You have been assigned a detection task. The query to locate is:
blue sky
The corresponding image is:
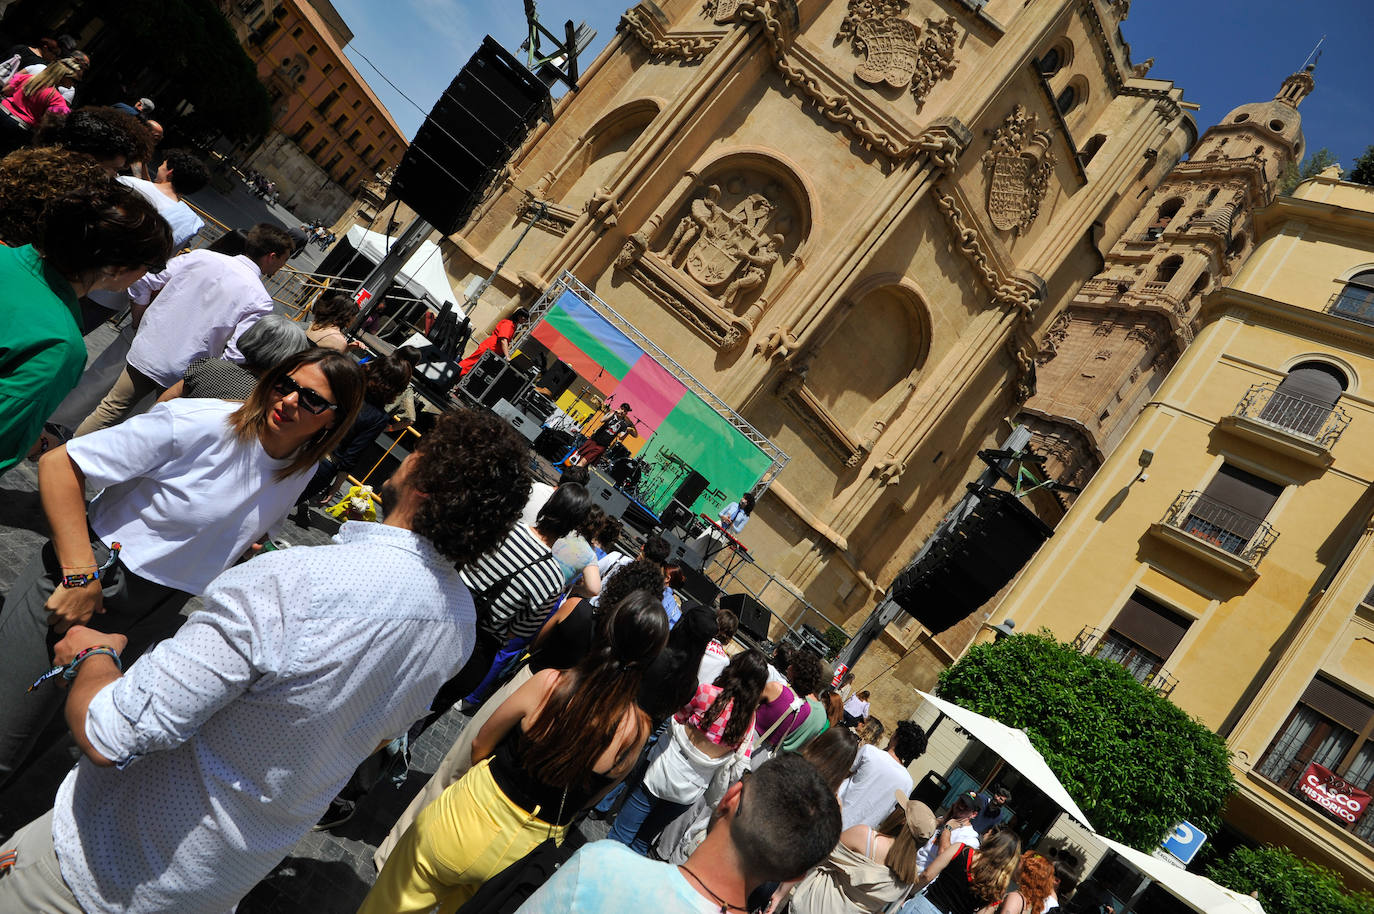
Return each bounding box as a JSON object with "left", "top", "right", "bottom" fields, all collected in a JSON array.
[{"left": 332, "top": 0, "right": 1374, "bottom": 168}]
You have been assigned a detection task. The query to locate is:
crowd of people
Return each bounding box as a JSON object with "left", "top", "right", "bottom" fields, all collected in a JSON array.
[{"left": 0, "top": 28, "right": 1101, "bottom": 914}]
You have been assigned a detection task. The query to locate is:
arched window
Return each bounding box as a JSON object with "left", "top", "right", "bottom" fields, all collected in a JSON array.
[
  {"left": 1205, "top": 188, "right": 1219, "bottom": 205},
  {"left": 1154, "top": 255, "right": 1183, "bottom": 283},
  {"left": 1332, "top": 269, "right": 1374, "bottom": 325},
  {"left": 1039, "top": 48, "right": 1062, "bottom": 76},
  {"left": 1262, "top": 362, "right": 1348, "bottom": 437},
  {"left": 1227, "top": 231, "right": 1248, "bottom": 259},
  {"left": 1188, "top": 272, "right": 1210, "bottom": 301},
  {"left": 1146, "top": 197, "right": 1183, "bottom": 239},
  {"left": 1056, "top": 84, "right": 1078, "bottom": 115},
  {"left": 1079, "top": 134, "right": 1106, "bottom": 167}
]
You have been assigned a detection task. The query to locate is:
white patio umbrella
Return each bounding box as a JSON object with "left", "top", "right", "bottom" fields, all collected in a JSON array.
[
  {"left": 1101, "top": 837, "right": 1267, "bottom": 914},
  {"left": 916, "top": 690, "right": 1095, "bottom": 830}
]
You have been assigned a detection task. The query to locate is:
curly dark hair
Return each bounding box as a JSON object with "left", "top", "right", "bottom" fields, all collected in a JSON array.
[
  {"left": 786, "top": 649, "right": 827, "bottom": 699},
  {"left": 160, "top": 148, "right": 209, "bottom": 195},
  {"left": 408, "top": 409, "right": 532, "bottom": 566},
  {"left": 889, "top": 719, "right": 929, "bottom": 767},
  {"left": 40, "top": 182, "right": 172, "bottom": 282},
  {"left": 0, "top": 146, "right": 110, "bottom": 246},
  {"left": 599, "top": 556, "right": 668, "bottom": 610},
  {"left": 35, "top": 107, "right": 153, "bottom": 168}
]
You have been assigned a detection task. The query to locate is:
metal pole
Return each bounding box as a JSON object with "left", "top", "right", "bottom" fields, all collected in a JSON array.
[
  {"left": 346, "top": 215, "right": 434, "bottom": 336},
  {"left": 462, "top": 201, "right": 547, "bottom": 315},
  {"left": 831, "top": 425, "right": 1033, "bottom": 680}
]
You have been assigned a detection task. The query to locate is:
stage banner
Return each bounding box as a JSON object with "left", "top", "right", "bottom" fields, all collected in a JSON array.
[
  {"left": 1299, "top": 762, "right": 1371, "bottom": 825},
  {"left": 528, "top": 289, "right": 773, "bottom": 514}
]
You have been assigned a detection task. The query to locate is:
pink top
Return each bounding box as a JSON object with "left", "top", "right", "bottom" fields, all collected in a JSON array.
[
  {"left": 2, "top": 72, "right": 70, "bottom": 126},
  {"left": 677, "top": 682, "right": 753, "bottom": 750}
]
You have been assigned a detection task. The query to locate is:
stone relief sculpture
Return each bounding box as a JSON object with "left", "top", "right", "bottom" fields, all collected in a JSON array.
[
  {"left": 659, "top": 183, "right": 786, "bottom": 299},
  {"left": 852, "top": 17, "right": 921, "bottom": 88},
  {"left": 910, "top": 17, "right": 958, "bottom": 106},
  {"left": 835, "top": 0, "right": 910, "bottom": 46},
  {"left": 836, "top": 0, "right": 960, "bottom": 105},
  {"left": 982, "top": 105, "right": 1056, "bottom": 234},
  {"left": 704, "top": 0, "right": 744, "bottom": 24}
]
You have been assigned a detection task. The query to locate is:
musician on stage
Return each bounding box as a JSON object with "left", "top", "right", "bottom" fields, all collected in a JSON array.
[
  {"left": 718, "top": 492, "right": 755, "bottom": 535},
  {"left": 457, "top": 307, "right": 530, "bottom": 375},
  {"left": 686, "top": 492, "right": 755, "bottom": 566},
  {"left": 568, "top": 401, "right": 637, "bottom": 468}
]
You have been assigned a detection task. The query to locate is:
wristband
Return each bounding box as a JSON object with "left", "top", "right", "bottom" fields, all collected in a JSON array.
[
  {"left": 59, "top": 542, "right": 121, "bottom": 589},
  {"left": 27, "top": 645, "right": 123, "bottom": 692}
]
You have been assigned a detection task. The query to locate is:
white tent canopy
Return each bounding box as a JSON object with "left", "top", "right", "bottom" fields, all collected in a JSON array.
[
  {"left": 917, "top": 690, "right": 1095, "bottom": 830},
  {"left": 343, "top": 226, "right": 457, "bottom": 307},
  {"left": 1102, "top": 838, "right": 1267, "bottom": 914}
]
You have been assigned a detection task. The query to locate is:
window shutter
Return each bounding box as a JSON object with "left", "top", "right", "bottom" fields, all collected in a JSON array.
[
  {"left": 1201, "top": 464, "right": 1282, "bottom": 519},
  {"left": 1110, "top": 592, "right": 1189, "bottom": 659},
  {"left": 1275, "top": 364, "right": 1346, "bottom": 407},
  {"left": 1302, "top": 677, "right": 1374, "bottom": 733}
]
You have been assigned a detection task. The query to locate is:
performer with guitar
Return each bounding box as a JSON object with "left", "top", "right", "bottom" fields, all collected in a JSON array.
[{"left": 567, "top": 401, "right": 638, "bottom": 468}]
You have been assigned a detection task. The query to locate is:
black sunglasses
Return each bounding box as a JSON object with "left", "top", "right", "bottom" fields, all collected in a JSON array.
[{"left": 272, "top": 375, "right": 337, "bottom": 415}]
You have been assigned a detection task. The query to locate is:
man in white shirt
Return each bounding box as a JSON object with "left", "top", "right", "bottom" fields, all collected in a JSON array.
[
  {"left": 837, "top": 720, "right": 928, "bottom": 830},
  {"left": 915, "top": 790, "right": 982, "bottom": 871},
  {"left": 0, "top": 410, "right": 534, "bottom": 914},
  {"left": 74, "top": 223, "right": 294, "bottom": 436}
]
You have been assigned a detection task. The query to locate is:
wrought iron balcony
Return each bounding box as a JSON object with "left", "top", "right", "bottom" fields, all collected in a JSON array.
[
  {"left": 1073, "top": 627, "right": 1178, "bottom": 697},
  {"left": 1161, "top": 490, "right": 1277, "bottom": 565},
  {"left": 1327, "top": 290, "right": 1374, "bottom": 327},
  {"left": 1233, "top": 384, "right": 1350, "bottom": 448}
]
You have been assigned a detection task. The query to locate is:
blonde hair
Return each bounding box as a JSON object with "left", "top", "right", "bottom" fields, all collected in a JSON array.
[
  {"left": 21, "top": 60, "right": 77, "bottom": 97},
  {"left": 970, "top": 829, "right": 1023, "bottom": 903},
  {"left": 875, "top": 807, "right": 922, "bottom": 885}
]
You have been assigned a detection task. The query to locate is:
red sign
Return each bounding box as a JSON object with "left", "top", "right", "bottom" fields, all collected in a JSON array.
[
  {"left": 830, "top": 663, "right": 849, "bottom": 688},
  {"left": 354, "top": 288, "right": 373, "bottom": 307},
  {"left": 1298, "top": 763, "right": 1371, "bottom": 825}
]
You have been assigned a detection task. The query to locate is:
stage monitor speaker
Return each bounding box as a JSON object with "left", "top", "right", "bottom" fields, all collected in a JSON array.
[
  {"left": 672, "top": 470, "right": 709, "bottom": 511},
  {"left": 720, "top": 593, "right": 772, "bottom": 643},
  {"left": 660, "top": 499, "right": 694, "bottom": 533},
  {"left": 533, "top": 427, "right": 575, "bottom": 463},
  {"left": 658, "top": 531, "right": 694, "bottom": 569},
  {"left": 390, "top": 37, "right": 551, "bottom": 235},
  {"left": 492, "top": 399, "right": 541, "bottom": 442},
  {"left": 678, "top": 565, "right": 721, "bottom": 609},
  {"left": 539, "top": 360, "right": 577, "bottom": 400},
  {"left": 479, "top": 363, "right": 530, "bottom": 410},
  {"left": 586, "top": 469, "right": 630, "bottom": 521}
]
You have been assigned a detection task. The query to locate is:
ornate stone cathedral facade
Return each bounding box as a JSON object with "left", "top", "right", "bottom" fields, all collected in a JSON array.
[{"left": 432, "top": 0, "right": 1308, "bottom": 707}]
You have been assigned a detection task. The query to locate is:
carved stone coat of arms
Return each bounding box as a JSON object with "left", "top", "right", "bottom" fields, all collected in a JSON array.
[
  {"left": 662, "top": 186, "right": 783, "bottom": 298},
  {"left": 982, "top": 105, "right": 1056, "bottom": 234}
]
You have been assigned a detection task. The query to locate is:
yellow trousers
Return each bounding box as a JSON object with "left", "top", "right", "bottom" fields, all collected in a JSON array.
[{"left": 358, "top": 758, "right": 567, "bottom": 914}]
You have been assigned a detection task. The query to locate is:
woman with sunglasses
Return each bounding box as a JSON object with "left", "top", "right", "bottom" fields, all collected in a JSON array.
[{"left": 0, "top": 348, "right": 364, "bottom": 792}]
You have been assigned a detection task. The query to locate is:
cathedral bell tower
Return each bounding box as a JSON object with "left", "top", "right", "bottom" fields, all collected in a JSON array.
[{"left": 1018, "top": 66, "right": 1314, "bottom": 497}]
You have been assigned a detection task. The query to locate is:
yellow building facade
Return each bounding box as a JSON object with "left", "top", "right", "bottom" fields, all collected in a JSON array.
[
  {"left": 989, "top": 176, "right": 1374, "bottom": 891},
  {"left": 430, "top": 0, "right": 1205, "bottom": 718}
]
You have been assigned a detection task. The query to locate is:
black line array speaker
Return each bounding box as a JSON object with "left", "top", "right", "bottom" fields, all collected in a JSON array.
[
  {"left": 672, "top": 470, "right": 709, "bottom": 512},
  {"left": 390, "top": 37, "right": 551, "bottom": 235}
]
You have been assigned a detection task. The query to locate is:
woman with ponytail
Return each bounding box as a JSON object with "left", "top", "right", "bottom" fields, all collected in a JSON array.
[
  {"left": 361, "top": 591, "right": 669, "bottom": 913},
  {"left": 902, "top": 827, "right": 1023, "bottom": 914},
  {"left": 609, "top": 648, "right": 769, "bottom": 855}
]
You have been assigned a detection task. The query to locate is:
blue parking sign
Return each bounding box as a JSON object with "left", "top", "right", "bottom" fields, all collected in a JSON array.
[{"left": 1161, "top": 821, "right": 1207, "bottom": 865}]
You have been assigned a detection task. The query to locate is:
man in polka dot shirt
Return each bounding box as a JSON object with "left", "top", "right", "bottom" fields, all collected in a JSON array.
[{"left": 0, "top": 410, "right": 532, "bottom": 914}]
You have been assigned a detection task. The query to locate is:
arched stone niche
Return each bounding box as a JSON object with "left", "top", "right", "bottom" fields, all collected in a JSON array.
[
  {"left": 617, "top": 149, "right": 814, "bottom": 348},
  {"left": 524, "top": 99, "right": 662, "bottom": 234},
  {"left": 778, "top": 278, "right": 930, "bottom": 467}
]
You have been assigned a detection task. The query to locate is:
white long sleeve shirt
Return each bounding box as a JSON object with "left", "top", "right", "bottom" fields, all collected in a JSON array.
[
  {"left": 126, "top": 250, "right": 274, "bottom": 387},
  {"left": 50, "top": 522, "right": 475, "bottom": 914}
]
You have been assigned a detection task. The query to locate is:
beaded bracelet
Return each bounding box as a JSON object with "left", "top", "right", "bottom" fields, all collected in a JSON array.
[{"left": 27, "top": 645, "right": 123, "bottom": 692}]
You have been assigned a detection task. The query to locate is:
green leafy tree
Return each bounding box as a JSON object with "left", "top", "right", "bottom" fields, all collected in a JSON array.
[
  {"left": 1278, "top": 148, "right": 1338, "bottom": 196},
  {"left": 936, "top": 632, "right": 1235, "bottom": 850},
  {"left": 823, "top": 625, "right": 848, "bottom": 659},
  {"left": 1349, "top": 145, "right": 1374, "bottom": 188},
  {"left": 1206, "top": 845, "right": 1374, "bottom": 914}
]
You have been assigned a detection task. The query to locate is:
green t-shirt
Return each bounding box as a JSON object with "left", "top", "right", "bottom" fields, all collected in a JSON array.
[
  {"left": 0, "top": 244, "right": 84, "bottom": 473},
  {"left": 781, "top": 695, "right": 830, "bottom": 752}
]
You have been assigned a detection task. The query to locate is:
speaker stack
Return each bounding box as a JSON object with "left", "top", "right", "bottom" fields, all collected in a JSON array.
[
  {"left": 671, "top": 470, "right": 709, "bottom": 512},
  {"left": 457, "top": 351, "right": 532, "bottom": 410},
  {"left": 390, "top": 37, "right": 552, "bottom": 236}
]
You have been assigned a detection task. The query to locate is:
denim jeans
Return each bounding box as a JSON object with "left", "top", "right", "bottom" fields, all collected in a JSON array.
[{"left": 607, "top": 781, "right": 690, "bottom": 856}]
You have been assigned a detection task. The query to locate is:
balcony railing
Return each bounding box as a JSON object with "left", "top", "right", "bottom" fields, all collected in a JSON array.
[
  {"left": 1161, "top": 490, "right": 1277, "bottom": 564},
  {"left": 1233, "top": 383, "right": 1350, "bottom": 448},
  {"left": 1073, "top": 627, "right": 1178, "bottom": 696},
  {"left": 1327, "top": 290, "right": 1374, "bottom": 327}
]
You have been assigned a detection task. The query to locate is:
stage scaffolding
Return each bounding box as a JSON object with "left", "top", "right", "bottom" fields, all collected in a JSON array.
[{"left": 516, "top": 271, "right": 790, "bottom": 492}]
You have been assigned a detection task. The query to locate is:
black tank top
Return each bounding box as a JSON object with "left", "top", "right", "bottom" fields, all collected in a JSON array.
[
  {"left": 489, "top": 726, "right": 614, "bottom": 826},
  {"left": 925, "top": 845, "right": 986, "bottom": 914}
]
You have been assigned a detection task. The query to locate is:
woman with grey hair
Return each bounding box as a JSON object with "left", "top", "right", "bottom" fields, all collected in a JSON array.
[{"left": 158, "top": 314, "right": 310, "bottom": 402}]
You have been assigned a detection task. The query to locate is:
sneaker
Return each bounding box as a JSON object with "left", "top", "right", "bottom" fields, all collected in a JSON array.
[
  {"left": 457, "top": 699, "right": 481, "bottom": 714},
  {"left": 312, "top": 798, "right": 356, "bottom": 831}
]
